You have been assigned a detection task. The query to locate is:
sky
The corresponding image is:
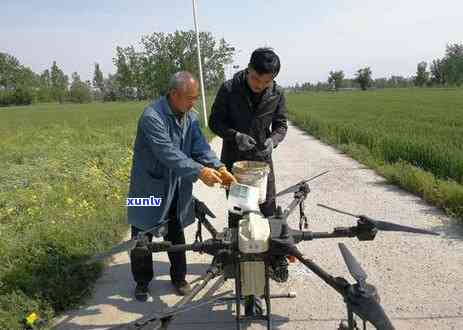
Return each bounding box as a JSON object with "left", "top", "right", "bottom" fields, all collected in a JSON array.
[{"left": 1, "top": 0, "right": 462, "bottom": 86}]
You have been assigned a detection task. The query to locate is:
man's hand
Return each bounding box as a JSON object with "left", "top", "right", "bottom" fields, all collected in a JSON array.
[
  {"left": 218, "top": 166, "right": 237, "bottom": 188},
  {"left": 257, "top": 138, "right": 273, "bottom": 157},
  {"left": 198, "top": 167, "right": 223, "bottom": 187},
  {"left": 235, "top": 132, "right": 257, "bottom": 151}
]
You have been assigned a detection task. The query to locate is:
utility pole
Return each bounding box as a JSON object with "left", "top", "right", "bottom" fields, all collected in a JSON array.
[{"left": 192, "top": 0, "right": 208, "bottom": 127}]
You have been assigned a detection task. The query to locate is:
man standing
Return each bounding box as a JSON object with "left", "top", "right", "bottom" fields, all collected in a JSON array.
[
  {"left": 128, "top": 71, "right": 236, "bottom": 301},
  {"left": 209, "top": 48, "right": 289, "bottom": 292},
  {"left": 209, "top": 48, "right": 287, "bottom": 218},
  {"left": 209, "top": 48, "right": 288, "bottom": 315}
]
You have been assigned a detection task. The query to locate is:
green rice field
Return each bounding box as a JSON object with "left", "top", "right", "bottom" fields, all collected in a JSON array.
[{"left": 287, "top": 88, "right": 463, "bottom": 221}]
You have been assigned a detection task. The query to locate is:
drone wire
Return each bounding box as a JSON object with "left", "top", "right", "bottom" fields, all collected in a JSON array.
[{"left": 317, "top": 203, "right": 359, "bottom": 218}]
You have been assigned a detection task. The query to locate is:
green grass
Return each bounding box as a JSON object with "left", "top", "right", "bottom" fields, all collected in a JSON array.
[
  {"left": 0, "top": 100, "right": 212, "bottom": 329},
  {"left": 287, "top": 88, "right": 463, "bottom": 220},
  {"left": 9, "top": 88, "right": 461, "bottom": 327}
]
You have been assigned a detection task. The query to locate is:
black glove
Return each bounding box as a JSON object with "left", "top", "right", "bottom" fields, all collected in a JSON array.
[
  {"left": 235, "top": 132, "right": 257, "bottom": 151},
  {"left": 256, "top": 138, "right": 274, "bottom": 157}
]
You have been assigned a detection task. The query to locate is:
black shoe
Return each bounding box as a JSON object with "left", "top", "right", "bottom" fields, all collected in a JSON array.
[
  {"left": 172, "top": 279, "right": 192, "bottom": 296},
  {"left": 134, "top": 283, "right": 149, "bottom": 302}
]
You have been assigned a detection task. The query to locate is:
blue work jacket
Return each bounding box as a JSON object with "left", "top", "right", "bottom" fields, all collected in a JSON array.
[{"left": 127, "top": 96, "right": 223, "bottom": 232}]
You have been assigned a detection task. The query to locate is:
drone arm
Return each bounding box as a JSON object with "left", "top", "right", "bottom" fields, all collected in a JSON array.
[
  {"left": 148, "top": 239, "right": 230, "bottom": 255},
  {"left": 270, "top": 239, "right": 348, "bottom": 294},
  {"left": 126, "top": 264, "right": 223, "bottom": 330},
  {"left": 159, "top": 263, "right": 224, "bottom": 329},
  {"left": 291, "top": 227, "right": 358, "bottom": 244},
  {"left": 292, "top": 224, "right": 379, "bottom": 244},
  {"left": 193, "top": 198, "right": 219, "bottom": 239},
  {"left": 198, "top": 215, "right": 219, "bottom": 239},
  {"left": 292, "top": 250, "right": 348, "bottom": 295},
  {"left": 281, "top": 189, "right": 308, "bottom": 219},
  {"left": 174, "top": 266, "right": 219, "bottom": 306}
]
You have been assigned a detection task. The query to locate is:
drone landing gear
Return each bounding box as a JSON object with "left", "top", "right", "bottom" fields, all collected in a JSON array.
[
  {"left": 226, "top": 261, "right": 296, "bottom": 330},
  {"left": 338, "top": 319, "right": 360, "bottom": 330},
  {"left": 244, "top": 295, "right": 263, "bottom": 317},
  {"left": 337, "top": 305, "right": 365, "bottom": 330}
]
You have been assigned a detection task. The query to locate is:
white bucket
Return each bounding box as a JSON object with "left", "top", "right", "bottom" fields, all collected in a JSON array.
[{"left": 232, "top": 161, "right": 270, "bottom": 204}]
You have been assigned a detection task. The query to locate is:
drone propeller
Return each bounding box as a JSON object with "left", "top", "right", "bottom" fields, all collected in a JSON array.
[
  {"left": 346, "top": 285, "right": 395, "bottom": 330},
  {"left": 338, "top": 243, "right": 367, "bottom": 288},
  {"left": 84, "top": 239, "right": 138, "bottom": 264},
  {"left": 86, "top": 199, "right": 217, "bottom": 265},
  {"left": 275, "top": 170, "right": 329, "bottom": 198},
  {"left": 338, "top": 243, "right": 395, "bottom": 330},
  {"left": 317, "top": 204, "right": 439, "bottom": 236},
  {"left": 84, "top": 223, "right": 167, "bottom": 265}
]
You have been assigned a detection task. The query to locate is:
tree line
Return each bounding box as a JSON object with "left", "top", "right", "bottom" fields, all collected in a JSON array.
[
  {"left": 1, "top": 38, "right": 461, "bottom": 106},
  {"left": 291, "top": 43, "right": 463, "bottom": 92},
  {"left": 0, "top": 30, "right": 234, "bottom": 107}
]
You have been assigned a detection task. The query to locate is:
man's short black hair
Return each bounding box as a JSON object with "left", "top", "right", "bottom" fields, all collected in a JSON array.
[{"left": 249, "top": 48, "right": 281, "bottom": 78}]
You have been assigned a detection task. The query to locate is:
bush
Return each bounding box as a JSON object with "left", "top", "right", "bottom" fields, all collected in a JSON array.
[
  {"left": 0, "top": 90, "right": 14, "bottom": 107},
  {"left": 12, "top": 86, "right": 33, "bottom": 105},
  {"left": 69, "top": 82, "right": 92, "bottom": 103},
  {"left": 0, "top": 87, "right": 34, "bottom": 106}
]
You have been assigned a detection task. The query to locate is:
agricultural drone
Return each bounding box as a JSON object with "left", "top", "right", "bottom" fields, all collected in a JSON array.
[{"left": 87, "top": 170, "right": 439, "bottom": 330}]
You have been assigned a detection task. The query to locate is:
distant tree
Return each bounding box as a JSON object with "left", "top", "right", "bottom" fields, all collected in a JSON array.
[
  {"left": 426, "top": 43, "right": 463, "bottom": 87},
  {"left": 443, "top": 43, "right": 463, "bottom": 86},
  {"left": 342, "top": 78, "right": 360, "bottom": 89},
  {"left": 102, "top": 73, "right": 121, "bottom": 101},
  {"left": 113, "top": 46, "right": 138, "bottom": 100},
  {"left": 93, "top": 63, "right": 105, "bottom": 98},
  {"left": 328, "top": 70, "right": 344, "bottom": 90},
  {"left": 114, "top": 30, "right": 234, "bottom": 100},
  {"left": 354, "top": 67, "right": 373, "bottom": 90},
  {"left": 0, "top": 52, "right": 21, "bottom": 90},
  {"left": 50, "top": 61, "right": 68, "bottom": 103},
  {"left": 37, "top": 69, "right": 52, "bottom": 102},
  {"left": 430, "top": 59, "right": 446, "bottom": 85},
  {"left": 414, "top": 61, "right": 429, "bottom": 87},
  {"left": 374, "top": 78, "right": 387, "bottom": 89},
  {"left": 315, "top": 81, "right": 330, "bottom": 91},
  {"left": 300, "top": 82, "right": 312, "bottom": 91},
  {"left": 11, "top": 86, "right": 34, "bottom": 105},
  {"left": 0, "top": 52, "right": 37, "bottom": 106},
  {"left": 69, "top": 72, "right": 92, "bottom": 103},
  {"left": 387, "top": 75, "right": 413, "bottom": 88}
]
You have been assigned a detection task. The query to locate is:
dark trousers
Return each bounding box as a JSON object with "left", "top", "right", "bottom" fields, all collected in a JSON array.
[{"left": 130, "top": 189, "right": 186, "bottom": 285}]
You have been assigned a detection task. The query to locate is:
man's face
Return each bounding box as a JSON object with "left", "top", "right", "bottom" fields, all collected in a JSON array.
[
  {"left": 246, "top": 67, "right": 273, "bottom": 94},
  {"left": 170, "top": 81, "right": 199, "bottom": 114}
]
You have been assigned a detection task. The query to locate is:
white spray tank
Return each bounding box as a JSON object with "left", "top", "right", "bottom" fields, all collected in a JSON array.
[{"left": 238, "top": 212, "right": 270, "bottom": 254}]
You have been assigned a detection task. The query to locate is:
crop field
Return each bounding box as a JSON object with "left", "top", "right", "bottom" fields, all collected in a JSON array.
[
  {"left": 0, "top": 101, "right": 211, "bottom": 328},
  {"left": 286, "top": 88, "right": 463, "bottom": 220},
  {"left": 1, "top": 88, "right": 462, "bottom": 328}
]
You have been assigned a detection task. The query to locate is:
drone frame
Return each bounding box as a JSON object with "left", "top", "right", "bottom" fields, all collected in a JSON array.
[{"left": 101, "top": 171, "right": 438, "bottom": 330}]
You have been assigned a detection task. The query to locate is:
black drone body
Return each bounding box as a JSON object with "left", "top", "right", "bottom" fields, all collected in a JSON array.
[{"left": 88, "top": 171, "right": 438, "bottom": 330}]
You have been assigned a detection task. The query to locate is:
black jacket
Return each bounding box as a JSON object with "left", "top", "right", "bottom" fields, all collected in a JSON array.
[
  {"left": 209, "top": 70, "right": 288, "bottom": 217},
  {"left": 209, "top": 69, "right": 288, "bottom": 168}
]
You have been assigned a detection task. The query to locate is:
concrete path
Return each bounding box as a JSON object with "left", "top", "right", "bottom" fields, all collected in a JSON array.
[{"left": 53, "top": 123, "right": 463, "bottom": 329}]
